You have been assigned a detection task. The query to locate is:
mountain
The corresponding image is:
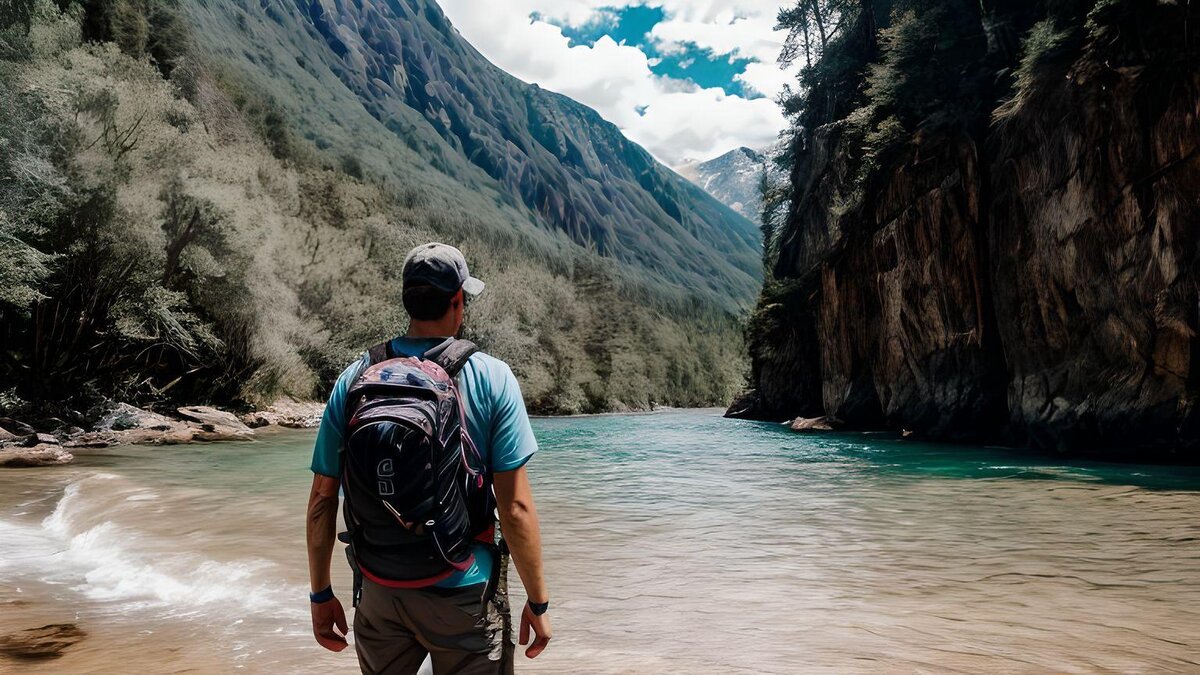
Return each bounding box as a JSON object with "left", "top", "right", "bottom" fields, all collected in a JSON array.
[
  {"left": 676, "top": 147, "right": 766, "bottom": 221},
  {"left": 731, "top": 0, "right": 1200, "bottom": 457},
  {"left": 180, "top": 0, "right": 762, "bottom": 310},
  {"left": 0, "top": 0, "right": 756, "bottom": 418}
]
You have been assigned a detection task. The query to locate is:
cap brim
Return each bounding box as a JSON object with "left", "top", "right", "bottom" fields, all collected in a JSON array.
[{"left": 462, "top": 277, "right": 485, "bottom": 296}]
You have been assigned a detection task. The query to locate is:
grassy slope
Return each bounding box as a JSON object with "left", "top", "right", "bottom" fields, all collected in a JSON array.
[
  {"left": 180, "top": 0, "right": 761, "bottom": 311},
  {"left": 0, "top": 0, "right": 754, "bottom": 418}
]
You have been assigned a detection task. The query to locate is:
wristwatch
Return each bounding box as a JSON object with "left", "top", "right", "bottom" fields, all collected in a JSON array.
[
  {"left": 527, "top": 599, "right": 549, "bottom": 616},
  {"left": 310, "top": 586, "right": 335, "bottom": 604}
]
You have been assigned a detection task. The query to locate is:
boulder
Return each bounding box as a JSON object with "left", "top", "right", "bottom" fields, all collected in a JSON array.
[
  {"left": 31, "top": 417, "right": 69, "bottom": 433},
  {"left": 0, "top": 445, "right": 74, "bottom": 468},
  {"left": 788, "top": 416, "right": 837, "bottom": 432},
  {"left": 0, "top": 623, "right": 86, "bottom": 659},
  {"left": 95, "top": 403, "right": 176, "bottom": 432},
  {"left": 176, "top": 406, "right": 254, "bottom": 441},
  {"left": 79, "top": 403, "right": 195, "bottom": 446},
  {"left": 28, "top": 433, "right": 59, "bottom": 446},
  {"left": 63, "top": 432, "right": 115, "bottom": 449},
  {"left": 723, "top": 389, "right": 760, "bottom": 419},
  {"left": 0, "top": 425, "right": 17, "bottom": 444},
  {"left": 241, "top": 399, "right": 325, "bottom": 429},
  {"left": 241, "top": 412, "right": 272, "bottom": 429},
  {"left": 110, "top": 427, "right": 196, "bottom": 445},
  {"left": 0, "top": 418, "right": 34, "bottom": 436}
]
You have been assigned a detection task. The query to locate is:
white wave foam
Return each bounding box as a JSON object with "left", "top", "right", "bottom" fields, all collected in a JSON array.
[
  {"left": 0, "top": 516, "right": 66, "bottom": 571},
  {"left": 2, "top": 474, "right": 303, "bottom": 620}
]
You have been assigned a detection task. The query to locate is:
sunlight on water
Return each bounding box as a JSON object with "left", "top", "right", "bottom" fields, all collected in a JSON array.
[{"left": 1, "top": 410, "right": 1198, "bottom": 673}]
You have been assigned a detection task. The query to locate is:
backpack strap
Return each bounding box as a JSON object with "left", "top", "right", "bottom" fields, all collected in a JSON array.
[
  {"left": 367, "top": 340, "right": 395, "bottom": 366},
  {"left": 423, "top": 338, "right": 478, "bottom": 377}
]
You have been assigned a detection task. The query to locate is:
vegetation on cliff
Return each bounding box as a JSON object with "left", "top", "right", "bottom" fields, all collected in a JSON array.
[
  {"left": 0, "top": 0, "right": 749, "bottom": 424},
  {"left": 738, "top": 0, "right": 1200, "bottom": 456}
]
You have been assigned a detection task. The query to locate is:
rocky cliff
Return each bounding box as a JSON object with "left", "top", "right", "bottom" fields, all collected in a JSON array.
[{"left": 734, "top": 0, "right": 1200, "bottom": 457}]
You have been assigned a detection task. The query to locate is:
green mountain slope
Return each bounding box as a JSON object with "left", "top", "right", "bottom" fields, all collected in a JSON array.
[
  {"left": 0, "top": 0, "right": 754, "bottom": 418},
  {"left": 181, "top": 0, "right": 761, "bottom": 309}
]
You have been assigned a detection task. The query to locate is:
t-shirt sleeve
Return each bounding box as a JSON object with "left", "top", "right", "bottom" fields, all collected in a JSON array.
[
  {"left": 310, "top": 354, "right": 369, "bottom": 477},
  {"left": 488, "top": 362, "right": 538, "bottom": 472}
]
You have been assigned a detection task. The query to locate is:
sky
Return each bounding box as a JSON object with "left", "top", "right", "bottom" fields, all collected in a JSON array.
[{"left": 437, "top": 0, "right": 794, "bottom": 167}]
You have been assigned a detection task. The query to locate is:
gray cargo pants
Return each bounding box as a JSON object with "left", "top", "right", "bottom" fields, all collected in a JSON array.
[{"left": 353, "top": 556, "right": 514, "bottom": 675}]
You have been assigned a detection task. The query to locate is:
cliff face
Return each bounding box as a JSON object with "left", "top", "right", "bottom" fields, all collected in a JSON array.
[
  {"left": 989, "top": 41, "right": 1200, "bottom": 452},
  {"left": 736, "top": 0, "right": 1200, "bottom": 456}
]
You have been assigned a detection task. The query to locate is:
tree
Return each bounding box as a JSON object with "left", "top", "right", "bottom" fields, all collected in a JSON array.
[
  {"left": 0, "top": 0, "right": 37, "bottom": 32},
  {"left": 778, "top": 0, "right": 858, "bottom": 69},
  {"left": 158, "top": 174, "right": 229, "bottom": 289}
]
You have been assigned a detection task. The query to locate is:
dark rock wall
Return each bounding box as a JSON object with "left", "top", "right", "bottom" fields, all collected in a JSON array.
[
  {"left": 990, "top": 55, "right": 1200, "bottom": 452},
  {"left": 738, "top": 2, "right": 1200, "bottom": 456}
]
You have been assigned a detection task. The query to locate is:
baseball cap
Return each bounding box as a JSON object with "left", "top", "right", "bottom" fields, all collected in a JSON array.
[{"left": 402, "top": 242, "right": 485, "bottom": 296}]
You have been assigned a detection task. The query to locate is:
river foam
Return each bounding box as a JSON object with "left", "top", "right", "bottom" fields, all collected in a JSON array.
[{"left": 3, "top": 473, "right": 302, "bottom": 618}]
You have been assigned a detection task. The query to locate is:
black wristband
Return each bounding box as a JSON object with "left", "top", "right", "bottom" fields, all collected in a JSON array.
[
  {"left": 527, "top": 599, "right": 549, "bottom": 616},
  {"left": 310, "top": 585, "right": 335, "bottom": 603}
]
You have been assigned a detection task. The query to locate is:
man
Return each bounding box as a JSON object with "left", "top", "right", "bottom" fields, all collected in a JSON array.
[{"left": 306, "top": 242, "right": 552, "bottom": 674}]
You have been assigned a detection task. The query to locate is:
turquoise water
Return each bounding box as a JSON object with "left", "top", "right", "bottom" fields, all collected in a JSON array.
[{"left": 1, "top": 409, "right": 1198, "bottom": 673}]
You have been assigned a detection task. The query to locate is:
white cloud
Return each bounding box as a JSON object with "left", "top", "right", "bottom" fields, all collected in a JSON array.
[
  {"left": 738, "top": 60, "right": 795, "bottom": 98},
  {"left": 650, "top": 12, "right": 782, "bottom": 63},
  {"left": 437, "top": 0, "right": 791, "bottom": 166}
]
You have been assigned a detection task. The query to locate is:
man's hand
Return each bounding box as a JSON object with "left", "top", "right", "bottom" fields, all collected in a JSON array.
[
  {"left": 519, "top": 603, "right": 552, "bottom": 658},
  {"left": 311, "top": 597, "right": 349, "bottom": 652}
]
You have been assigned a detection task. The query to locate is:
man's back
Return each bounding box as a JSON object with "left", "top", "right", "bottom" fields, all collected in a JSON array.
[
  {"left": 311, "top": 336, "right": 537, "bottom": 589},
  {"left": 305, "top": 240, "right": 552, "bottom": 675}
]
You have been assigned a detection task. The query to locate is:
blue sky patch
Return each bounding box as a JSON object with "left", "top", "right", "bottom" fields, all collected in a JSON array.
[{"left": 532, "top": 5, "right": 761, "bottom": 99}]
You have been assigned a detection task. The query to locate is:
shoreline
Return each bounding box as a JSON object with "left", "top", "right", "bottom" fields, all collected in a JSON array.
[
  {"left": 528, "top": 406, "right": 723, "bottom": 419},
  {"left": 0, "top": 402, "right": 732, "bottom": 467},
  {"left": 0, "top": 400, "right": 325, "bottom": 467}
]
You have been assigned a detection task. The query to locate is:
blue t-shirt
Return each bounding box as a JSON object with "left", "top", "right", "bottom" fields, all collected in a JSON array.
[{"left": 311, "top": 336, "right": 538, "bottom": 588}]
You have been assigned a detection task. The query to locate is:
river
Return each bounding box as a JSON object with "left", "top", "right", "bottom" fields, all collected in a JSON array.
[{"left": 1, "top": 409, "right": 1198, "bottom": 673}]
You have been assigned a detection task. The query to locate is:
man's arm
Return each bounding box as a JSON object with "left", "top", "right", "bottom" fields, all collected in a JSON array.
[
  {"left": 306, "top": 473, "right": 348, "bottom": 652},
  {"left": 493, "top": 466, "right": 552, "bottom": 658},
  {"left": 304, "top": 357, "right": 363, "bottom": 653},
  {"left": 307, "top": 474, "right": 340, "bottom": 595}
]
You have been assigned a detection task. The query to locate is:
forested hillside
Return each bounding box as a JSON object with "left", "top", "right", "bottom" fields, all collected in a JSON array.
[
  {"left": 733, "top": 0, "right": 1200, "bottom": 457},
  {"left": 181, "top": 0, "right": 761, "bottom": 308},
  {"left": 0, "top": 0, "right": 754, "bottom": 422}
]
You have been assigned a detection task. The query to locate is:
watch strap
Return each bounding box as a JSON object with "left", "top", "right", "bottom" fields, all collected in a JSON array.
[{"left": 310, "top": 585, "right": 335, "bottom": 604}]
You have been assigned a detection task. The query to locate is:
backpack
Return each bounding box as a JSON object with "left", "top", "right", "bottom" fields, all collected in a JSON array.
[{"left": 339, "top": 337, "right": 494, "bottom": 593}]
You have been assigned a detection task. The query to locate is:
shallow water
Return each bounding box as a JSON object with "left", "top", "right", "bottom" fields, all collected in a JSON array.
[{"left": 1, "top": 409, "right": 1198, "bottom": 673}]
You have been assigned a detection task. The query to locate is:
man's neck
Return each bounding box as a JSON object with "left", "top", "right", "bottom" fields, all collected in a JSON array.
[{"left": 406, "top": 321, "right": 457, "bottom": 339}]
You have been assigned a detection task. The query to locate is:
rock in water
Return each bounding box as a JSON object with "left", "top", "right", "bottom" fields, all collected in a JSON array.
[
  {"left": 176, "top": 406, "right": 254, "bottom": 441},
  {"left": 724, "top": 390, "right": 761, "bottom": 419},
  {"left": 0, "top": 446, "right": 74, "bottom": 468},
  {"left": 0, "top": 624, "right": 86, "bottom": 659},
  {"left": 789, "top": 417, "right": 837, "bottom": 432}
]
